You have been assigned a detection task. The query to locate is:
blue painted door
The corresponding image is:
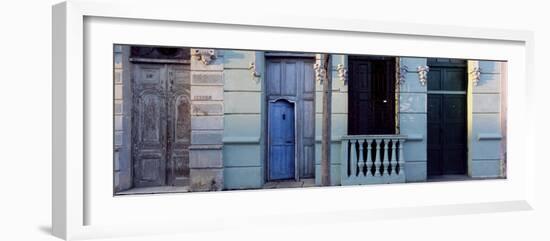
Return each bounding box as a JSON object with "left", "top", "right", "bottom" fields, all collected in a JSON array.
[{"left": 269, "top": 100, "right": 295, "bottom": 180}]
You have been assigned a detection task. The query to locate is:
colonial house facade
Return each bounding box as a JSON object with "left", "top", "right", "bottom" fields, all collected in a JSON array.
[{"left": 113, "top": 45, "right": 507, "bottom": 193}]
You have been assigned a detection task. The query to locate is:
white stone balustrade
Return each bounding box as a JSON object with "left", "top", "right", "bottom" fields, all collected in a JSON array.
[{"left": 340, "top": 135, "right": 407, "bottom": 185}]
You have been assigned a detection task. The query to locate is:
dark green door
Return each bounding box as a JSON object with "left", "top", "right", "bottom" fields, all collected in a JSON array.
[{"left": 427, "top": 59, "right": 467, "bottom": 176}]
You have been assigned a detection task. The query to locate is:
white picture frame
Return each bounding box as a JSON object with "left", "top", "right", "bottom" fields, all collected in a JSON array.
[{"left": 52, "top": 0, "right": 535, "bottom": 240}]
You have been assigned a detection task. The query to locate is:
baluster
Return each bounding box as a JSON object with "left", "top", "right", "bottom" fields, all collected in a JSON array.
[
  {"left": 374, "top": 139, "right": 382, "bottom": 177},
  {"left": 390, "top": 139, "right": 398, "bottom": 176},
  {"left": 398, "top": 139, "right": 405, "bottom": 176},
  {"left": 382, "top": 139, "right": 389, "bottom": 176},
  {"left": 357, "top": 139, "right": 365, "bottom": 177},
  {"left": 342, "top": 139, "right": 349, "bottom": 178},
  {"left": 350, "top": 139, "right": 358, "bottom": 177},
  {"left": 365, "top": 139, "right": 373, "bottom": 177}
]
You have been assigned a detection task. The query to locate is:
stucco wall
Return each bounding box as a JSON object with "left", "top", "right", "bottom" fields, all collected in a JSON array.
[
  {"left": 399, "top": 57, "right": 429, "bottom": 182},
  {"left": 468, "top": 61, "right": 505, "bottom": 178},
  {"left": 189, "top": 49, "right": 225, "bottom": 191}
]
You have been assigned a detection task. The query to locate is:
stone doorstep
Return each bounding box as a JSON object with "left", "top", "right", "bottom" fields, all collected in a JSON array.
[
  {"left": 302, "top": 178, "right": 316, "bottom": 187},
  {"left": 262, "top": 182, "right": 278, "bottom": 189},
  {"left": 263, "top": 178, "right": 316, "bottom": 189}
]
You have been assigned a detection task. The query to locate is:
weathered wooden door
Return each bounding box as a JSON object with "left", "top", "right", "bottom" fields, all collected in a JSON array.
[
  {"left": 348, "top": 56, "right": 396, "bottom": 135},
  {"left": 427, "top": 59, "right": 467, "bottom": 176},
  {"left": 266, "top": 57, "right": 315, "bottom": 180},
  {"left": 167, "top": 65, "right": 191, "bottom": 186},
  {"left": 268, "top": 100, "right": 295, "bottom": 180},
  {"left": 132, "top": 63, "right": 190, "bottom": 187}
]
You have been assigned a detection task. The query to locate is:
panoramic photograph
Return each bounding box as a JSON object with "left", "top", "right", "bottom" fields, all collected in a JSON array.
[{"left": 112, "top": 45, "right": 507, "bottom": 195}]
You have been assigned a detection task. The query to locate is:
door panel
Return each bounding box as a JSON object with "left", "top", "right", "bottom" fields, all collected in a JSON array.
[
  {"left": 348, "top": 57, "right": 396, "bottom": 135},
  {"left": 301, "top": 60, "right": 315, "bottom": 177},
  {"left": 301, "top": 99, "right": 315, "bottom": 177},
  {"left": 444, "top": 69, "right": 467, "bottom": 91},
  {"left": 427, "top": 95, "right": 443, "bottom": 175},
  {"left": 267, "top": 60, "right": 282, "bottom": 95},
  {"left": 427, "top": 67, "right": 467, "bottom": 91},
  {"left": 282, "top": 61, "right": 297, "bottom": 96},
  {"left": 139, "top": 155, "right": 163, "bottom": 182},
  {"left": 269, "top": 100, "right": 295, "bottom": 180},
  {"left": 441, "top": 95, "right": 467, "bottom": 174},
  {"left": 427, "top": 68, "right": 442, "bottom": 91},
  {"left": 139, "top": 93, "right": 164, "bottom": 144},
  {"left": 133, "top": 64, "right": 167, "bottom": 187},
  {"left": 132, "top": 63, "right": 190, "bottom": 187}
]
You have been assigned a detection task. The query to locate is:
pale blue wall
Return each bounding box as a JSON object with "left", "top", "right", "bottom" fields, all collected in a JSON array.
[
  {"left": 399, "top": 57, "right": 428, "bottom": 182},
  {"left": 222, "top": 50, "right": 265, "bottom": 189},
  {"left": 470, "top": 61, "right": 505, "bottom": 178}
]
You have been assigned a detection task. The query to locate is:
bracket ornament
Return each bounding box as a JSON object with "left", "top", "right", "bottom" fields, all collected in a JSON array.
[
  {"left": 417, "top": 65, "right": 430, "bottom": 86},
  {"left": 336, "top": 64, "right": 348, "bottom": 84},
  {"left": 314, "top": 63, "right": 327, "bottom": 84},
  {"left": 191, "top": 49, "right": 216, "bottom": 65},
  {"left": 248, "top": 62, "right": 261, "bottom": 78},
  {"left": 398, "top": 65, "right": 408, "bottom": 85},
  {"left": 470, "top": 66, "right": 481, "bottom": 86}
]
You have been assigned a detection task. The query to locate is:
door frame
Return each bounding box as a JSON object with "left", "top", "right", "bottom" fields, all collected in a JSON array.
[
  {"left": 267, "top": 97, "right": 298, "bottom": 181},
  {"left": 426, "top": 59, "right": 469, "bottom": 177}
]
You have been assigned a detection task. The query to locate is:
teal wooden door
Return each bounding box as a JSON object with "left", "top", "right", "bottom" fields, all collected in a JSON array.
[
  {"left": 427, "top": 59, "right": 467, "bottom": 176},
  {"left": 268, "top": 100, "right": 295, "bottom": 180}
]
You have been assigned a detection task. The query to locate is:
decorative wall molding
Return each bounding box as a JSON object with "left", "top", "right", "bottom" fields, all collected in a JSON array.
[
  {"left": 191, "top": 49, "right": 216, "bottom": 65},
  {"left": 405, "top": 134, "right": 423, "bottom": 141},
  {"left": 336, "top": 64, "right": 348, "bottom": 84},
  {"left": 417, "top": 65, "right": 430, "bottom": 86},
  {"left": 477, "top": 133, "right": 502, "bottom": 141},
  {"left": 314, "top": 63, "right": 327, "bottom": 84},
  {"left": 223, "top": 136, "right": 261, "bottom": 144}
]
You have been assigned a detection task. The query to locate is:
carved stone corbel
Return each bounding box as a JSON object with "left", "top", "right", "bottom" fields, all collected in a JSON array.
[
  {"left": 314, "top": 63, "right": 327, "bottom": 84},
  {"left": 336, "top": 64, "right": 348, "bottom": 85},
  {"left": 191, "top": 49, "right": 216, "bottom": 65},
  {"left": 417, "top": 65, "right": 430, "bottom": 86},
  {"left": 470, "top": 66, "right": 481, "bottom": 86}
]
